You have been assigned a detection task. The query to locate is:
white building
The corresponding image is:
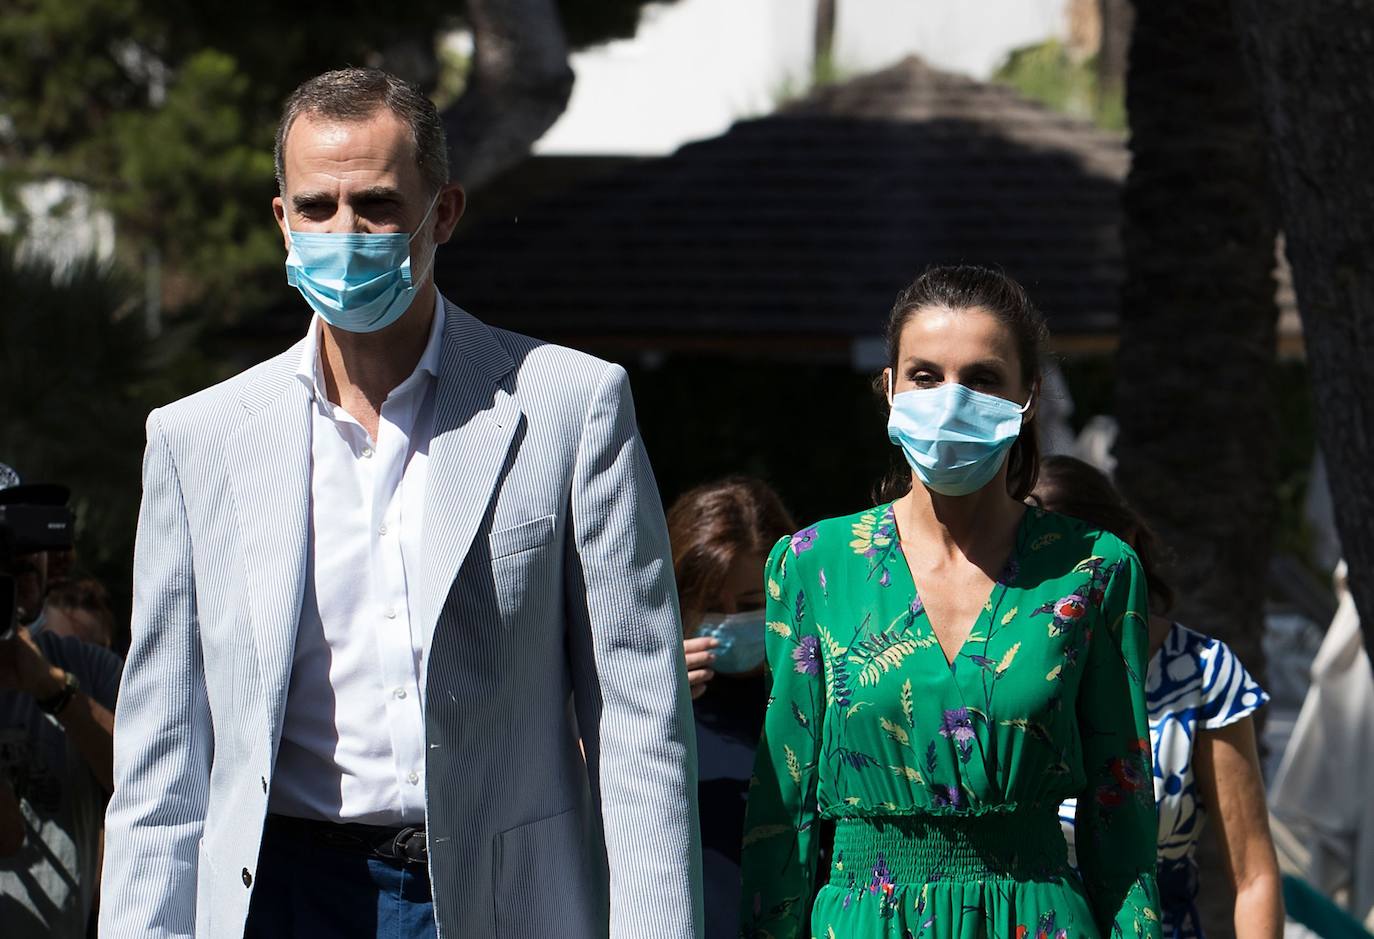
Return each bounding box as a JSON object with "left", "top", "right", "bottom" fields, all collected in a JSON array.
[{"left": 537, "top": 0, "right": 1070, "bottom": 156}]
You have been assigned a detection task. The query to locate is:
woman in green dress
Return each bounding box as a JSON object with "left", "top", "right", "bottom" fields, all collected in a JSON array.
[{"left": 739, "top": 266, "right": 1161, "bottom": 939}]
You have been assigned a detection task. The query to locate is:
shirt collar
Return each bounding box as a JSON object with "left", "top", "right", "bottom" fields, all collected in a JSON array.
[{"left": 295, "top": 293, "right": 446, "bottom": 403}]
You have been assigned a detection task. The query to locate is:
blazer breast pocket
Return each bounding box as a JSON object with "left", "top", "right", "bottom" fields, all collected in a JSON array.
[{"left": 488, "top": 514, "right": 556, "bottom": 561}]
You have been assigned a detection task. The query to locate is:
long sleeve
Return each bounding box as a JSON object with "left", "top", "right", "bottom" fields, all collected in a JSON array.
[
  {"left": 100, "top": 412, "right": 213, "bottom": 939},
  {"left": 1074, "top": 548, "right": 1162, "bottom": 938},
  {"left": 739, "top": 535, "right": 823, "bottom": 939},
  {"left": 563, "top": 363, "right": 704, "bottom": 939}
]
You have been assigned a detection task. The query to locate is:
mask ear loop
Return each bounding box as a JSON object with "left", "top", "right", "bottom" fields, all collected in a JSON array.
[
  {"left": 1017, "top": 378, "right": 1040, "bottom": 415},
  {"left": 886, "top": 369, "right": 895, "bottom": 406}
]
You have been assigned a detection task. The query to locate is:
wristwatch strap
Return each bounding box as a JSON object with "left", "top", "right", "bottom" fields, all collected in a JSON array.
[{"left": 37, "top": 670, "right": 79, "bottom": 716}]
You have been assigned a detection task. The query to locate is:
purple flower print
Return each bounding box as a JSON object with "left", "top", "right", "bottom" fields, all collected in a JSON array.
[
  {"left": 868, "top": 853, "right": 895, "bottom": 897},
  {"left": 938, "top": 707, "right": 975, "bottom": 745},
  {"left": 790, "top": 527, "right": 819, "bottom": 556},
  {"left": 939, "top": 707, "right": 976, "bottom": 763},
  {"left": 932, "top": 785, "right": 962, "bottom": 809},
  {"left": 793, "top": 634, "right": 822, "bottom": 675}
]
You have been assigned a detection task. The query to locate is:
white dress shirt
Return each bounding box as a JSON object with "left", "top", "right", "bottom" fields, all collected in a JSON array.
[{"left": 270, "top": 297, "right": 444, "bottom": 825}]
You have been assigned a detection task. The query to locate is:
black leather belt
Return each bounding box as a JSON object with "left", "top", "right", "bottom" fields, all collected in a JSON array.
[{"left": 265, "top": 813, "right": 429, "bottom": 865}]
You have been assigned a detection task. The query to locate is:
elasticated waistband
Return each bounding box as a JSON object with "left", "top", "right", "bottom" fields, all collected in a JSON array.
[{"left": 830, "top": 809, "right": 1069, "bottom": 884}]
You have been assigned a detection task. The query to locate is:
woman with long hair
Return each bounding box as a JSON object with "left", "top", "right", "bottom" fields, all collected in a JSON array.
[
  {"left": 669, "top": 477, "right": 797, "bottom": 938},
  {"left": 739, "top": 266, "right": 1160, "bottom": 938},
  {"left": 1034, "top": 455, "right": 1282, "bottom": 939}
]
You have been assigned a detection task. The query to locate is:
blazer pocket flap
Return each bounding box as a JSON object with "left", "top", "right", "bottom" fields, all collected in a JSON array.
[{"left": 489, "top": 514, "right": 556, "bottom": 560}]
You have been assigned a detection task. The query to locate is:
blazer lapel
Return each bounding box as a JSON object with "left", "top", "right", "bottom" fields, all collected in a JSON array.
[
  {"left": 225, "top": 350, "right": 312, "bottom": 751},
  {"left": 414, "top": 300, "right": 523, "bottom": 640}
]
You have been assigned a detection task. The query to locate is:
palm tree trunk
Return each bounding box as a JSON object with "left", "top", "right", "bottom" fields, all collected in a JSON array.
[
  {"left": 1115, "top": 0, "right": 1279, "bottom": 703},
  {"left": 1116, "top": 8, "right": 1282, "bottom": 931},
  {"left": 443, "top": 0, "right": 575, "bottom": 189},
  {"left": 1233, "top": 0, "right": 1374, "bottom": 663}
]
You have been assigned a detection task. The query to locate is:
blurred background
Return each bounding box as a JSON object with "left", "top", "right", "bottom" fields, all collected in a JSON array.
[{"left": 2, "top": 2, "right": 1372, "bottom": 935}]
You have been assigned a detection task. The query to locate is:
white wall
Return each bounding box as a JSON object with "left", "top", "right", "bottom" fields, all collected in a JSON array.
[{"left": 536, "top": 0, "right": 1070, "bottom": 157}]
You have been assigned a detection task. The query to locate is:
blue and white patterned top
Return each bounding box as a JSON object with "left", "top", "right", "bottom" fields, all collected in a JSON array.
[{"left": 1060, "top": 622, "right": 1269, "bottom": 939}]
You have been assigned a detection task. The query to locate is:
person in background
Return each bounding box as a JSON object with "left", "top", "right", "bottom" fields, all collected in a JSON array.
[
  {"left": 672, "top": 477, "right": 796, "bottom": 939},
  {"left": 740, "top": 265, "right": 1160, "bottom": 939},
  {"left": 0, "top": 478, "right": 121, "bottom": 939},
  {"left": 1034, "top": 454, "right": 1283, "bottom": 939},
  {"left": 45, "top": 579, "right": 116, "bottom": 652}
]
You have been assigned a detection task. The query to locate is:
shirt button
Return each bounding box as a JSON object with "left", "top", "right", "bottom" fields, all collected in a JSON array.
[
  {"left": 407, "top": 772, "right": 419, "bottom": 785},
  {"left": 393, "top": 687, "right": 407, "bottom": 699},
  {"left": 361, "top": 446, "right": 374, "bottom": 458},
  {"left": 378, "top": 523, "right": 389, "bottom": 536},
  {"left": 385, "top": 608, "right": 398, "bottom": 620},
  {"left": 242, "top": 868, "right": 253, "bottom": 888}
]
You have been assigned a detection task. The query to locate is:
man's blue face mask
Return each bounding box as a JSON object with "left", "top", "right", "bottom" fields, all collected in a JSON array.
[
  {"left": 886, "top": 375, "right": 1032, "bottom": 497},
  {"left": 284, "top": 193, "right": 439, "bottom": 333}
]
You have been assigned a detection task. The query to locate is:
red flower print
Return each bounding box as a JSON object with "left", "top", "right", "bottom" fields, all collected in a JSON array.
[
  {"left": 1055, "top": 595, "right": 1087, "bottom": 621},
  {"left": 1096, "top": 784, "right": 1125, "bottom": 808},
  {"left": 1016, "top": 927, "right": 1029, "bottom": 939},
  {"left": 1109, "top": 756, "right": 1146, "bottom": 791}
]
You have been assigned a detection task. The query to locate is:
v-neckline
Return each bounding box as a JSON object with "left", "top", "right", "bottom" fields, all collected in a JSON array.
[{"left": 888, "top": 502, "right": 1029, "bottom": 669}]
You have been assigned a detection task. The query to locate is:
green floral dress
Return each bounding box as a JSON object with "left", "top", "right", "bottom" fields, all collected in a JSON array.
[{"left": 739, "top": 504, "right": 1161, "bottom": 939}]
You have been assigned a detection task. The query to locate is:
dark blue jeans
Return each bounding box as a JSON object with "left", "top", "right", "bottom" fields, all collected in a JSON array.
[{"left": 244, "top": 823, "right": 436, "bottom": 939}]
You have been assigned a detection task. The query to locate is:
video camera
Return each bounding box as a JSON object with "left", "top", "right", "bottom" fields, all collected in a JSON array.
[{"left": 0, "top": 487, "right": 74, "bottom": 641}]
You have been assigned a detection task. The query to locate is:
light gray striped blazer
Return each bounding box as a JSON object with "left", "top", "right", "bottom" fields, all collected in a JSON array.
[{"left": 101, "top": 297, "right": 704, "bottom": 938}]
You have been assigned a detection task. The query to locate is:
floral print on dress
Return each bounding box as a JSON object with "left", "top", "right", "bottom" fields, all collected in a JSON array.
[{"left": 740, "top": 504, "right": 1161, "bottom": 939}]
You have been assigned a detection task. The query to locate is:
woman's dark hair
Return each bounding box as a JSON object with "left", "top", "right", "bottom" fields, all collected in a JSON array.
[
  {"left": 667, "top": 477, "right": 797, "bottom": 634},
  {"left": 1030, "top": 455, "right": 1176, "bottom": 614},
  {"left": 877, "top": 264, "right": 1050, "bottom": 502}
]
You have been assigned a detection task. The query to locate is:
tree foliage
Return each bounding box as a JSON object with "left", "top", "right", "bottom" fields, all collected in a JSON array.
[{"left": 0, "top": 0, "right": 667, "bottom": 321}]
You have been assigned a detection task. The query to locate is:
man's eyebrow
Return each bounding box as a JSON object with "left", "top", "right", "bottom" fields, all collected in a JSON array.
[
  {"left": 350, "top": 186, "right": 406, "bottom": 203},
  {"left": 290, "top": 191, "right": 334, "bottom": 209}
]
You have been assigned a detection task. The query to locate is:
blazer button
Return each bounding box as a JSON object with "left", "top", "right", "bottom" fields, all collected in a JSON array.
[{"left": 242, "top": 868, "right": 253, "bottom": 888}]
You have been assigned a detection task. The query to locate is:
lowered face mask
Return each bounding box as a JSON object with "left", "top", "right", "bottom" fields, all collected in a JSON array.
[
  {"left": 695, "top": 610, "right": 767, "bottom": 674},
  {"left": 284, "top": 193, "right": 439, "bottom": 333}
]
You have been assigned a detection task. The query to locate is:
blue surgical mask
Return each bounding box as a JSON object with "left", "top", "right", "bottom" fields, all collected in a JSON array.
[
  {"left": 284, "top": 194, "right": 439, "bottom": 333},
  {"left": 886, "top": 379, "right": 1031, "bottom": 497},
  {"left": 695, "top": 610, "right": 766, "bottom": 674}
]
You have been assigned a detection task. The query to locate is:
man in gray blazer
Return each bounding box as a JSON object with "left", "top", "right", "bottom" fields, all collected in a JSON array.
[{"left": 101, "top": 67, "right": 703, "bottom": 939}]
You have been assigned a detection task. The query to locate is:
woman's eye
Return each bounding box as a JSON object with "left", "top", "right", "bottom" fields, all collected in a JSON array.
[{"left": 909, "top": 372, "right": 939, "bottom": 386}]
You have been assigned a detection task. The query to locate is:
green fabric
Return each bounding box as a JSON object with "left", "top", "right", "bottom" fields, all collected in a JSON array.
[{"left": 739, "top": 504, "right": 1161, "bottom": 939}]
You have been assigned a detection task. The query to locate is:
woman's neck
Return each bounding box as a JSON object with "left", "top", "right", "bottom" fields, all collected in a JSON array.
[{"left": 894, "top": 472, "right": 1024, "bottom": 565}]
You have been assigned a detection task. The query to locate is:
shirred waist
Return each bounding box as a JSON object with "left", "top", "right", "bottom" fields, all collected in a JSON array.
[{"left": 829, "top": 808, "right": 1071, "bottom": 884}]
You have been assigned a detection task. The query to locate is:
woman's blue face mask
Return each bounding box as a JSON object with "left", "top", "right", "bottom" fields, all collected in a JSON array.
[
  {"left": 283, "top": 193, "right": 439, "bottom": 333},
  {"left": 886, "top": 373, "right": 1032, "bottom": 497}
]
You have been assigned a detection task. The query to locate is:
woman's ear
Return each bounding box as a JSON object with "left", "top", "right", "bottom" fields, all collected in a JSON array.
[{"left": 883, "top": 367, "right": 894, "bottom": 405}]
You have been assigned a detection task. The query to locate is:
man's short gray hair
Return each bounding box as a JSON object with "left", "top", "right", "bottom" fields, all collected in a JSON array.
[{"left": 274, "top": 67, "right": 450, "bottom": 196}]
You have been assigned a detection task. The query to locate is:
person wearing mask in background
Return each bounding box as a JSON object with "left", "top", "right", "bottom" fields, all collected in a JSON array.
[
  {"left": 673, "top": 477, "right": 796, "bottom": 938},
  {"left": 1035, "top": 455, "right": 1283, "bottom": 939},
  {"left": 739, "top": 265, "right": 1160, "bottom": 939},
  {"left": 101, "top": 67, "right": 701, "bottom": 939},
  {"left": 0, "top": 475, "right": 121, "bottom": 939}
]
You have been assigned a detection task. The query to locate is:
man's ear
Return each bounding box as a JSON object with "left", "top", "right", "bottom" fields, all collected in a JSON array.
[
  {"left": 272, "top": 196, "right": 290, "bottom": 250},
  {"left": 434, "top": 184, "right": 466, "bottom": 245}
]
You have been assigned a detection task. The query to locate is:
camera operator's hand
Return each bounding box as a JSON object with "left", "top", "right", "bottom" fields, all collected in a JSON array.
[
  {"left": 0, "top": 626, "right": 116, "bottom": 790},
  {"left": 0, "top": 626, "right": 65, "bottom": 699}
]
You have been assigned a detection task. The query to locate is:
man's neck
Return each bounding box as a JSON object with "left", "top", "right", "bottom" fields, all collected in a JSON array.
[{"left": 318, "top": 285, "right": 437, "bottom": 416}]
